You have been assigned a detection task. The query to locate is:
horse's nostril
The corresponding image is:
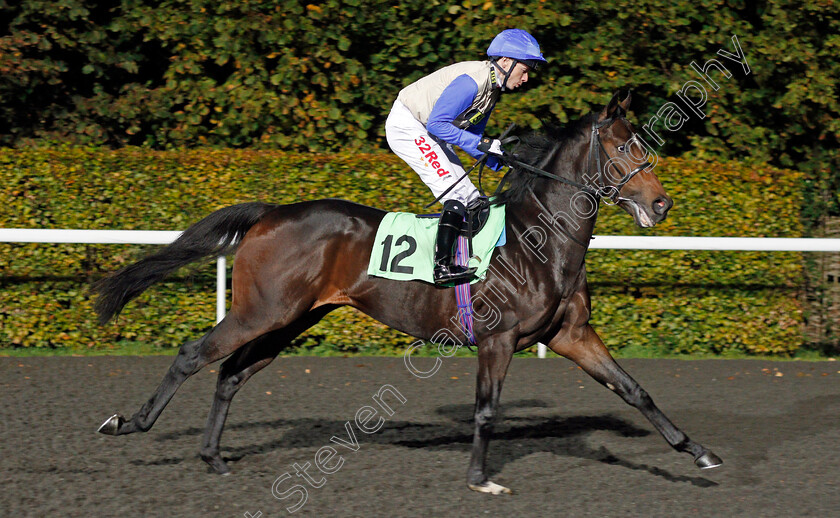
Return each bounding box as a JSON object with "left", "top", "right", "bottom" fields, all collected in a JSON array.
[{"left": 652, "top": 197, "right": 671, "bottom": 215}]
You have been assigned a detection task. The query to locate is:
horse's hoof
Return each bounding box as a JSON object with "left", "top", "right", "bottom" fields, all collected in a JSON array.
[
  {"left": 695, "top": 451, "right": 723, "bottom": 470},
  {"left": 468, "top": 481, "right": 512, "bottom": 495},
  {"left": 201, "top": 453, "right": 231, "bottom": 475},
  {"left": 211, "top": 462, "right": 231, "bottom": 475},
  {"left": 97, "top": 414, "right": 125, "bottom": 435}
]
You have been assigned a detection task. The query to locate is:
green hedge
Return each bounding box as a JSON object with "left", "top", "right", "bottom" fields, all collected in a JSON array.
[
  {"left": 2, "top": 0, "right": 837, "bottom": 219},
  {"left": 0, "top": 147, "right": 805, "bottom": 356},
  {"left": 589, "top": 158, "right": 804, "bottom": 356}
]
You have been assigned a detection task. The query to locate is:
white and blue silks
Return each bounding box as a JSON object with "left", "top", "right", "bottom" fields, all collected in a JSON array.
[
  {"left": 386, "top": 61, "right": 503, "bottom": 205},
  {"left": 424, "top": 74, "right": 501, "bottom": 169}
]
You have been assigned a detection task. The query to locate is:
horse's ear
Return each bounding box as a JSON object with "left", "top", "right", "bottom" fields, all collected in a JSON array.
[
  {"left": 598, "top": 91, "right": 621, "bottom": 121},
  {"left": 620, "top": 90, "right": 632, "bottom": 112}
]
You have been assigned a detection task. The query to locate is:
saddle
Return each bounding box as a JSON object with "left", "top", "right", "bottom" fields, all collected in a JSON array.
[
  {"left": 367, "top": 200, "right": 505, "bottom": 286},
  {"left": 416, "top": 196, "right": 494, "bottom": 239}
]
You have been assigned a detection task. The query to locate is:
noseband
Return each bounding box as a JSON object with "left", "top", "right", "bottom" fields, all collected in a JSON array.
[
  {"left": 476, "top": 116, "right": 654, "bottom": 248},
  {"left": 589, "top": 116, "right": 651, "bottom": 205},
  {"left": 499, "top": 116, "right": 652, "bottom": 205}
]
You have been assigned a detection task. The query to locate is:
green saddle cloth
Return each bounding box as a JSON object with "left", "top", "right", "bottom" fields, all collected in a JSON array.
[{"left": 367, "top": 204, "right": 506, "bottom": 284}]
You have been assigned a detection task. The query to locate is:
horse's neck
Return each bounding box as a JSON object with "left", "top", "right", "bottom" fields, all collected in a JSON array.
[
  {"left": 518, "top": 181, "right": 598, "bottom": 245},
  {"left": 513, "top": 138, "right": 599, "bottom": 247},
  {"left": 500, "top": 138, "right": 599, "bottom": 296}
]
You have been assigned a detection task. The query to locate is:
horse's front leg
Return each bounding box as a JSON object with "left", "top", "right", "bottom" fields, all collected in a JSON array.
[
  {"left": 547, "top": 324, "right": 722, "bottom": 469},
  {"left": 467, "top": 335, "right": 516, "bottom": 495}
]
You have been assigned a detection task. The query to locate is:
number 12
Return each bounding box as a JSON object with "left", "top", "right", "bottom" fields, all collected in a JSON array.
[{"left": 379, "top": 234, "right": 416, "bottom": 274}]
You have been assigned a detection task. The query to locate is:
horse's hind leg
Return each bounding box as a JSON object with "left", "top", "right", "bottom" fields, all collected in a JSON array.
[
  {"left": 547, "top": 324, "right": 722, "bottom": 469},
  {"left": 98, "top": 315, "right": 274, "bottom": 436},
  {"left": 199, "top": 335, "right": 281, "bottom": 474},
  {"left": 199, "top": 307, "right": 335, "bottom": 474}
]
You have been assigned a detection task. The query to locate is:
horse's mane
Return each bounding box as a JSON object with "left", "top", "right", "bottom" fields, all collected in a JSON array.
[{"left": 492, "top": 112, "right": 598, "bottom": 205}]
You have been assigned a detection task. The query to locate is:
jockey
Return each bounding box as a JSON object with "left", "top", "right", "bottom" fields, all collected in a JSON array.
[{"left": 385, "top": 29, "right": 546, "bottom": 285}]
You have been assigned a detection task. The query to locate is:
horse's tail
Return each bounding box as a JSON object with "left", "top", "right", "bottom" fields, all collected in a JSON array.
[{"left": 93, "top": 202, "right": 277, "bottom": 324}]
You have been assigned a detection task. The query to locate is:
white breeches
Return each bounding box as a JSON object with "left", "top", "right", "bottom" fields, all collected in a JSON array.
[{"left": 385, "top": 100, "right": 480, "bottom": 205}]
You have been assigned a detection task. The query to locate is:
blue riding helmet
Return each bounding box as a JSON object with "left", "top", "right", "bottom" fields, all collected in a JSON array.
[{"left": 487, "top": 29, "right": 546, "bottom": 70}]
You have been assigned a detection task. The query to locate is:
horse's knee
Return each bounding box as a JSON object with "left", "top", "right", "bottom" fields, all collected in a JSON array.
[
  {"left": 613, "top": 381, "right": 652, "bottom": 409},
  {"left": 474, "top": 405, "right": 496, "bottom": 430}
]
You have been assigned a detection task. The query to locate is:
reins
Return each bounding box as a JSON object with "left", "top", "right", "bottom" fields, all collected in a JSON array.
[
  {"left": 424, "top": 123, "right": 518, "bottom": 209},
  {"left": 422, "top": 114, "right": 653, "bottom": 252},
  {"left": 486, "top": 116, "right": 652, "bottom": 249},
  {"left": 496, "top": 116, "right": 651, "bottom": 206}
]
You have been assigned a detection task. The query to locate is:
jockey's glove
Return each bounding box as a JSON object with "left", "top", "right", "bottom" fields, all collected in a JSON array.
[{"left": 478, "top": 137, "right": 505, "bottom": 156}]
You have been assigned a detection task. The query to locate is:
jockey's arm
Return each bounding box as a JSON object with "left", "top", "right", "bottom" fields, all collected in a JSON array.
[{"left": 426, "top": 75, "right": 502, "bottom": 171}]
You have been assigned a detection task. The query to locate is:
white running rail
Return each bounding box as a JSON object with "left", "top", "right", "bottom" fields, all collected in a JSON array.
[{"left": 3, "top": 229, "right": 840, "bottom": 354}]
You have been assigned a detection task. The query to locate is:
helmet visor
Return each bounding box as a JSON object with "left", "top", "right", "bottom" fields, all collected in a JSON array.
[{"left": 521, "top": 59, "right": 542, "bottom": 71}]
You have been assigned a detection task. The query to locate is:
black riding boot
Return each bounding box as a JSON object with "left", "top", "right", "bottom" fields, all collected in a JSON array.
[{"left": 433, "top": 200, "right": 476, "bottom": 285}]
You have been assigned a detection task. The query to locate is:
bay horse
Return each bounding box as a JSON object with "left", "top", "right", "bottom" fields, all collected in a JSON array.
[{"left": 95, "top": 92, "right": 722, "bottom": 495}]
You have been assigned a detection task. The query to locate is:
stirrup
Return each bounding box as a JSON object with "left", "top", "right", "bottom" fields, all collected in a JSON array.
[{"left": 434, "top": 263, "right": 477, "bottom": 285}]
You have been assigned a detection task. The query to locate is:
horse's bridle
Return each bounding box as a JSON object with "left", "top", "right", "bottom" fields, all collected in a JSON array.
[
  {"left": 478, "top": 116, "right": 654, "bottom": 248},
  {"left": 588, "top": 116, "right": 652, "bottom": 205},
  {"left": 429, "top": 116, "right": 651, "bottom": 210},
  {"left": 498, "top": 115, "right": 653, "bottom": 205}
]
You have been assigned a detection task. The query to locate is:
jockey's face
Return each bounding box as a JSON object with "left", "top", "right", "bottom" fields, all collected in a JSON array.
[{"left": 497, "top": 57, "right": 531, "bottom": 90}]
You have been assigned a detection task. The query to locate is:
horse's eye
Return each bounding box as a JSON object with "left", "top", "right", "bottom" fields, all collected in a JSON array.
[{"left": 618, "top": 145, "right": 626, "bottom": 153}]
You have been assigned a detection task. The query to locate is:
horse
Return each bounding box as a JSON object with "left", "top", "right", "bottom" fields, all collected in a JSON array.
[{"left": 94, "top": 92, "right": 722, "bottom": 495}]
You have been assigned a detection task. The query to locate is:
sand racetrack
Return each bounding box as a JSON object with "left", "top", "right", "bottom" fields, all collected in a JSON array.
[{"left": 1, "top": 356, "right": 838, "bottom": 517}]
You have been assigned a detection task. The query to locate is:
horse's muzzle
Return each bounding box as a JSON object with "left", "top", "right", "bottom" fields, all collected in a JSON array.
[{"left": 652, "top": 195, "right": 673, "bottom": 217}]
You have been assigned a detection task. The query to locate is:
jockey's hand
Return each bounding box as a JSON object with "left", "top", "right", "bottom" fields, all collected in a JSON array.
[{"left": 478, "top": 137, "right": 504, "bottom": 157}]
